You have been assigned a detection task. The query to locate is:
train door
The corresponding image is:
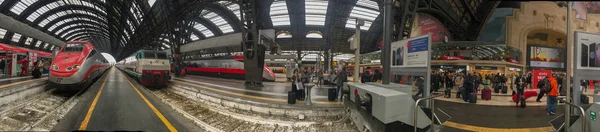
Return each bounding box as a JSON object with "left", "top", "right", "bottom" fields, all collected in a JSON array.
[
  {"left": 220, "top": 61, "right": 229, "bottom": 78},
  {"left": 135, "top": 52, "right": 141, "bottom": 73}
]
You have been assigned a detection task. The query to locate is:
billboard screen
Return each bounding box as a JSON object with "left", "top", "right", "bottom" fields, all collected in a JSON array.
[
  {"left": 527, "top": 46, "right": 565, "bottom": 69},
  {"left": 391, "top": 35, "right": 431, "bottom": 68},
  {"left": 575, "top": 31, "right": 600, "bottom": 70}
]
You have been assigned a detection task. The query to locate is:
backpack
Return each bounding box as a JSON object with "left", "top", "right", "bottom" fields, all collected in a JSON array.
[
  {"left": 537, "top": 80, "right": 545, "bottom": 89},
  {"left": 542, "top": 79, "right": 551, "bottom": 92}
]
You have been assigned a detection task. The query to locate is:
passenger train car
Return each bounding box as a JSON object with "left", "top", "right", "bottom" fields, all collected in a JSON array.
[
  {"left": 116, "top": 50, "right": 171, "bottom": 87},
  {"left": 184, "top": 55, "right": 276, "bottom": 81},
  {"left": 49, "top": 41, "right": 110, "bottom": 89}
]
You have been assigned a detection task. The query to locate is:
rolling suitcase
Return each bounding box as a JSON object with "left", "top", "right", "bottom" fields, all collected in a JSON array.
[
  {"left": 481, "top": 88, "right": 492, "bottom": 100},
  {"left": 501, "top": 86, "right": 508, "bottom": 94},
  {"left": 328, "top": 88, "right": 337, "bottom": 101},
  {"left": 493, "top": 85, "right": 500, "bottom": 93},
  {"left": 581, "top": 94, "right": 590, "bottom": 104},
  {"left": 288, "top": 91, "right": 296, "bottom": 104},
  {"left": 469, "top": 93, "right": 477, "bottom": 103}
]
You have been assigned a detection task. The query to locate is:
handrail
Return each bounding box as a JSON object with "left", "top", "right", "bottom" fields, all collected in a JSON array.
[
  {"left": 414, "top": 94, "right": 443, "bottom": 132},
  {"left": 559, "top": 98, "right": 586, "bottom": 132}
]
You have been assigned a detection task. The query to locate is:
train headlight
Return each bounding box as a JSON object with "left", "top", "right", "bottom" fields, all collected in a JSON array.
[
  {"left": 52, "top": 64, "right": 58, "bottom": 70},
  {"left": 73, "top": 64, "right": 80, "bottom": 70},
  {"left": 66, "top": 66, "right": 73, "bottom": 71}
]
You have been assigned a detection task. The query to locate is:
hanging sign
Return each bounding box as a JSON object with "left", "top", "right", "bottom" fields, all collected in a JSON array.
[{"left": 532, "top": 70, "right": 552, "bottom": 89}]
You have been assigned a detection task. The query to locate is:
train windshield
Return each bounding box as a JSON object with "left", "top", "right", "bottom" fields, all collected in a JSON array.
[
  {"left": 156, "top": 52, "right": 168, "bottom": 59},
  {"left": 143, "top": 52, "right": 155, "bottom": 58},
  {"left": 62, "top": 43, "right": 85, "bottom": 52}
]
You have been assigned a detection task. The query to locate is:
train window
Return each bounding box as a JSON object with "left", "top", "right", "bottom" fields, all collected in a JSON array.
[
  {"left": 87, "top": 50, "right": 96, "bottom": 59},
  {"left": 144, "top": 52, "right": 155, "bottom": 59},
  {"left": 156, "top": 52, "right": 168, "bottom": 59},
  {"left": 63, "top": 43, "right": 84, "bottom": 52}
]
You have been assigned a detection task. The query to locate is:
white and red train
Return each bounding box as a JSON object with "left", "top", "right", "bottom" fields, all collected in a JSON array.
[
  {"left": 183, "top": 55, "right": 276, "bottom": 81},
  {"left": 49, "top": 41, "right": 110, "bottom": 89},
  {"left": 116, "top": 50, "right": 171, "bottom": 87}
]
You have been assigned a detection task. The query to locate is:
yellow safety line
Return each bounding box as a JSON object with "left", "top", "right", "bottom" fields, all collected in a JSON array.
[
  {"left": 173, "top": 80, "right": 343, "bottom": 105},
  {"left": 119, "top": 70, "right": 178, "bottom": 132},
  {"left": 0, "top": 77, "right": 45, "bottom": 89},
  {"left": 443, "top": 121, "right": 556, "bottom": 132},
  {"left": 79, "top": 68, "right": 113, "bottom": 130}
]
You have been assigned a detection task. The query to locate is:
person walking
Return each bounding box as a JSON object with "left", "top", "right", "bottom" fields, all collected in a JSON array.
[
  {"left": 316, "top": 70, "right": 324, "bottom": 87},
  {"left": 414, "top": 76, "right": 425, "bottom": 97},
  {"left": 546, "top": 74, "right": 559, "bottom": 115},
  {"left": 536, "top": 76, "right": 550, "bottom": 102}
]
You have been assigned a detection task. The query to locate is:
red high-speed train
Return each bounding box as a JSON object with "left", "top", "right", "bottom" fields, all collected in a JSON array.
[
  {"left": 183, "top": 55, "right": 276, "bottom": 81},
  {"left": 49, "top": 41, "right": 110, "bottom": 89}
]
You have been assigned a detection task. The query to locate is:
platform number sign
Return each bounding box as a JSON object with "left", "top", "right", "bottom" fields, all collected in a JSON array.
[{"left": 591, "top": 111, "right": 596, "bottom": 122}]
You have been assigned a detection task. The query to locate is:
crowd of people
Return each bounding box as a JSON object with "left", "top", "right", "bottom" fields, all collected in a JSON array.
[{"left": 413, "top": 71, "right": 565, "bottom": 114}]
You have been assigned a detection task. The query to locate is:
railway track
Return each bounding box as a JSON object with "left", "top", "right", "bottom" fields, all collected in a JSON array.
[
  {"left": 150, "top": 86, "right": 358, "bottom": 132},
  {"left": 0, "top": 86, "right": 84, "bottom": 131}
]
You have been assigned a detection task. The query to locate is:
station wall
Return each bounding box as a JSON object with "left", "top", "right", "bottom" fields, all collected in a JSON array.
[{"left": 506, "top": 1, "right": 600, "bottom": 74}]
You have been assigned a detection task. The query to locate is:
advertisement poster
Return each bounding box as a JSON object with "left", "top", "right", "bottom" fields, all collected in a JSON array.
[
  {"left": 528, "top": 46, "right": 565, "bottom": 68},
  {"left": 575, "top": 32, "right": 600, "bottom": 70},
  {"left": 391, "top": 35, "right": 430, "bottom": 68},
  {"left": 532, "top": 70, "right": 552, "bottom": 89},
  {"left": 418, "top": 13, "right": 451, "bottom": 42}
]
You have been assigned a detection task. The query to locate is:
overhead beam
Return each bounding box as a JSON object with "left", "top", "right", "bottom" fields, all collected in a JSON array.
[{"left": 0, "top": 13, "right": 65, "bottom": 46}]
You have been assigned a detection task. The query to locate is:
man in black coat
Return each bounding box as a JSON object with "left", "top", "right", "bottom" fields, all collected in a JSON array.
[
  {"left": 462, "top": 72, "right": 475, "bottom": 102},
  {"left": 431, "top": 71, "right": 440, "bottom": 93}
]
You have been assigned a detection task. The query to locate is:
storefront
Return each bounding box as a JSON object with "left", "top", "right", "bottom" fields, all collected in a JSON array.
[{"left": 431, "top": 65, "right": 467, "bottom": 75}]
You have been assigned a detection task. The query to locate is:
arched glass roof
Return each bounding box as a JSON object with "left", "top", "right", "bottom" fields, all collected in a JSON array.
[
  {"left": 306, "top": 33, "right": 322, "bottom": 38},
  {"left": 305, "top": 0, "right": 329, "bottom": 26},
  {"left": 346, "top": 0, "right": 379, "bottom": 30},
  {"left": 270, "top": 1, "right": 290, "bottom": 26}
]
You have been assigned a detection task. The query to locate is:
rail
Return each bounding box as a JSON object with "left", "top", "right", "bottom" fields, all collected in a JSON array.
[
  {"left": 559, "top": 98, "right": 586, "bottom": 132},
  {"left": 414, "top": 93, "right": 443, "bottom": 132}
]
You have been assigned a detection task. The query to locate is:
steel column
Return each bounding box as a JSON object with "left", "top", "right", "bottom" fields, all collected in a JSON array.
[{"left": 382, "top": 0, "right": 393, "bottom": 84}]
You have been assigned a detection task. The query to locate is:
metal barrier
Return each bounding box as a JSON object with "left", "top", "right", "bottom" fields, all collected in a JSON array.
[
  {"left": 414, "top": 93, "right": 443, "bottom": 132},
  {"left": 559, "top": 98, "right": 586, "bottom": 132}
]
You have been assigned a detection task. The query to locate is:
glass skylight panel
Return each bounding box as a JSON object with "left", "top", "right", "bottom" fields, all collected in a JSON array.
[
  {"left": 305, "top": 15, "right": 326, "bottom": 26},
  {"left": 305, "top": 0, "right": 328, "bottom": 26},
  {"left": 271, "top": 15, "right": 291, "bottom": 26},
  {"left": 270, "top": 1, "right": 290, "bottom": 26},
  {"left": 35, "top": 41, "right": 42, "bottom": 47},
  {"left": 162, "top": 43, "right": 171, "bottom": 48},
  {"left": 10, "top": 0, "right": 35, "bottom": 15},
  {"left": 127, "top": 20, "right": 135, "bottom": 32},
  {"left": 43, "top": 43, "right": 49, "bottom": 49},
  {"left": 11, "top": 33, "right": 22, "bottom": 43},
  {"left": 193, "top": 23, "right": 214, "bottom": 37},
  {"left": 190, "top": 34, "right": 200, "bottom": 41},
  {"left": 276, "top": 33, "right": 292, "bottom": 38},
  {"left": 149, "top": 0, "right": 156, "bottom": 7},
  {"left": 202, "top": 11, "right": 234, "bottom": 34},
  {"left": 306, "top": 33, "right": 322, "bottom": 38},
  {"left": 346, "top": 0, "right": 380, "bottom": 30},
  {"left": 24, "top": 37, "right": 32, "bottom": 45},
  {"left": 218, "top": 1, "right": 241, "bottom": 20},
  {"left": 0, "top": 28, "right": 6, "bottom": 39}
]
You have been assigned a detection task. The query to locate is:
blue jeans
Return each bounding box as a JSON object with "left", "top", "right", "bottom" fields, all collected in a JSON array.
[
  {"left": 337, "top": 86, "right": 343, "bottom": 101},
  {"left": 547, "top": 96, "right": 557, "bottom": 113}
]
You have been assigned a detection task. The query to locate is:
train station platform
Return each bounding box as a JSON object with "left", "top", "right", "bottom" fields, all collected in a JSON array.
[
  {"left": 173, "top": 75, "right": 342, "bottom": 107},
  {"left": 52, "top": 68, "right": 203, "bottom": 131}
]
